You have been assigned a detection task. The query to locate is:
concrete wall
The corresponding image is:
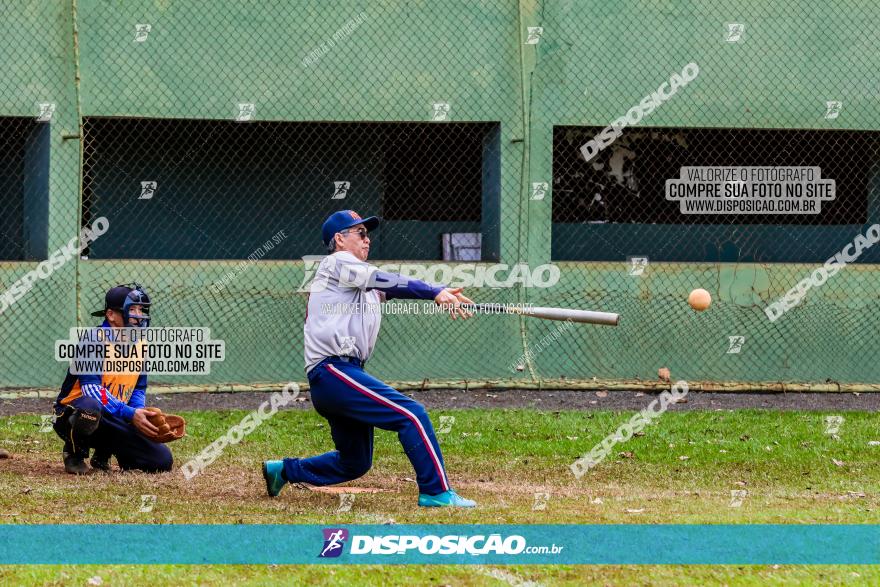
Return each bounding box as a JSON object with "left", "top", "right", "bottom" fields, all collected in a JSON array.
[{"left": 2, "top": 1, "right": 879, "bottom": 389}]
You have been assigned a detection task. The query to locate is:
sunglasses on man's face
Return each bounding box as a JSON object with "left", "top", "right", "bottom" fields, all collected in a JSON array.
[{"left": 340, "top": 228, "right": 369, "bottom": 240}]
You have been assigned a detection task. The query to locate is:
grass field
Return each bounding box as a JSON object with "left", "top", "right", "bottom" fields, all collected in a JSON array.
[{"left": 1, "top": 404, "right": 879, "bottom": 585}]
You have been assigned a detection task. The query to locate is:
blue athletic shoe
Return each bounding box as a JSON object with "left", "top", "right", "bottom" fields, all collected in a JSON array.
[
  {"left": 418, "top": 490, "right": 477, "bottom": 508},
  {"left": 262, "top": 460, "right": 287, "bottom": 497}
]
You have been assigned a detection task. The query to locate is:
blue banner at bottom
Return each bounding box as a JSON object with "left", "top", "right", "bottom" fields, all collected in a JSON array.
[{"left": 1, "top": 525, "right": 878, "bottom": 565}]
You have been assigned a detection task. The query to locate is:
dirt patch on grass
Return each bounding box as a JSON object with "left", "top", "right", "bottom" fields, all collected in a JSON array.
[
  {"left": 308, "top": 486, "right": 390, "bottom": 494},
  {"left": 3, "top": 388, "right": 879, "bottom": 417}
]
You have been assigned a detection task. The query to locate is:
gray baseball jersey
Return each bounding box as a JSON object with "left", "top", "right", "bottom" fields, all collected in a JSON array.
[{"left": 303, "top": 251, "right": 384, "bottom": 373}]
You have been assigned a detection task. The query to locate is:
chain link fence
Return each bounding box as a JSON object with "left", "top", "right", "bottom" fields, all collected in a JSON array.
[
  {"left": 2, "top": 1, "right": 880, "bottom": 392},
  {"left": 526, "top": 1, "right": 880, "bottom": 388},
  {"left": 0, "top": 1, "right": 79, "bottom": 390}
]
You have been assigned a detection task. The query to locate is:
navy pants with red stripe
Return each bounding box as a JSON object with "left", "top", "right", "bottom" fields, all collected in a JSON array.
[{"left": 283, "top": 357, "right": 451, "bottom": 495}]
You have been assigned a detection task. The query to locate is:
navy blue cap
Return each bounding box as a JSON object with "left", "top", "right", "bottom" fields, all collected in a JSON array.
[
  {"left": 90, "top": 285, "right": 133, "bottom": 317},
  {"left": 322, "top": 210, "right": 380, "bottom": 246}
]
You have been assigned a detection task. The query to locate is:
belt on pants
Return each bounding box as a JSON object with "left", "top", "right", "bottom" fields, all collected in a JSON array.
[{"left": 322, "top": 355, "right": 365, "bottom": 368}]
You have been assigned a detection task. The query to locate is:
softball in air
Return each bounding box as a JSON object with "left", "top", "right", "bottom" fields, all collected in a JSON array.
[{"left": 688, "top": 288, "right": 712, "bottom": 311}]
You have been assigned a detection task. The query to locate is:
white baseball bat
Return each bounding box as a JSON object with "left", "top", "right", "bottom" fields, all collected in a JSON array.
[{"left": 464, "top": 304, "right": 620, "bottom": 326}]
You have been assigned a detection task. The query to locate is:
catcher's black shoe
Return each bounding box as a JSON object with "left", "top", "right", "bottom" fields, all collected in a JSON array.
[
  {"left": 63, "top": 452, "right": 89, "bottom": 475},
  {"left": 90, "top": 448, "right": 112, "bottom": 472}
]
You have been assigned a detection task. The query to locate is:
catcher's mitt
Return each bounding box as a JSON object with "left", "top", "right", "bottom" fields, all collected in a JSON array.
[{"left": 143, "top": 407, "right": 186, "bottom": 443}]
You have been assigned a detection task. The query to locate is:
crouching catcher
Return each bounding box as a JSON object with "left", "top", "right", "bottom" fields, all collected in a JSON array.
[{"left": 53, "top": 283, "right": 185, "bottom": 475}]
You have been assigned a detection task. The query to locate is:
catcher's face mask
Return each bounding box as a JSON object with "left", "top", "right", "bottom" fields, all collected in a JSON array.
[{"left": 122, "top": 284, "right": 151, "bottom": 328}]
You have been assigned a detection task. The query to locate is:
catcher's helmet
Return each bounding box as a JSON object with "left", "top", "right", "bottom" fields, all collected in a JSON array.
[{"left": 90, "top": 283, "right": 151, "bottom": 327}]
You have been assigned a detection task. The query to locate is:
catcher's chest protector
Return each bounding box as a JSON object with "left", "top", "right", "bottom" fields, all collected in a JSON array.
[{"left": 63, "top": 357, "right": 142, "bottom": 406}]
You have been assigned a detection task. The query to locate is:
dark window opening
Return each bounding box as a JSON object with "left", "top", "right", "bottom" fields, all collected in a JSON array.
[
  {"left": 82, "top": 118, "right": 500, "bottom": 261},
  {"left": 552, "top": 126, "right": 880, "bottom": 263},
  {"left": 0, "top": 117, "right": 50, "bottom": 261},
  {"left": 553, "top": 126, "right": 873, "bottom": 226}
]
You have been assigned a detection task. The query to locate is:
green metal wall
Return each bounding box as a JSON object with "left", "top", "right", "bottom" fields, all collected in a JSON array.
[{"left": 2, "top": 1, "right": 879, "bottom": 391}]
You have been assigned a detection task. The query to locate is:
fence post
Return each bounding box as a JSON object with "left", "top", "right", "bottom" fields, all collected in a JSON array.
[{"left": 516, "top": 0, "right": 543, "bottom": 382}]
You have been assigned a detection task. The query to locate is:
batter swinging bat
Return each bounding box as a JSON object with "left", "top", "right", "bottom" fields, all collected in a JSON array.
[{"left": 462, "top": 303, "right": 620, "bottom": 326}]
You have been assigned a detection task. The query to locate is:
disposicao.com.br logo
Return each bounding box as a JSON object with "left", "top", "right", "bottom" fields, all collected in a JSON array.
[
  {"left": 319, "top": 528, "right": 349, "bottom": 558},
  {"left": 318, "top": 528, "right": 563, "bottom": 557}
]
